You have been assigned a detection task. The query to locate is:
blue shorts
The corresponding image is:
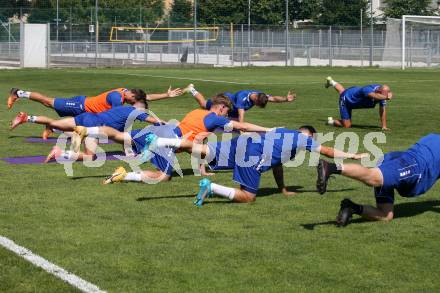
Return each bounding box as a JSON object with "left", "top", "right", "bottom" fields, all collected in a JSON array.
[
  {"left": 205, "top": 98, "right": 239, "bottom": 119},
  {"left": 53, "top": 96, "right": 86, "bottom": 117},
  {"left": 130, "top": 125, "right": 179, "bottom": 176},
  {"left": 74, "top": 112, "right": 104, "bottom": 127},
  {"left": 338, "top": 93, "right": 353, "bottom": 120},
  {"left": 207, "top": 140, "right": 262, "bottom": 194},
  {"left": 375, "top": 151, "right": 423, "bottom": 204}
]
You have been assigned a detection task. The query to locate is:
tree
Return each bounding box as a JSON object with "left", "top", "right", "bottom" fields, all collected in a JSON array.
[
  {"left": 0, "top": 0, "right": 31, "bottom": 21},
  {"left": 315, "top": 0, "right": 370, "bottom": 26},
  {"left": 26, "top": 0, "right": 164, "bottom": 24},
  {"left": 383, "top": 0, "right": 433, "bottom": 19},
  {"left": 198, "top": 0, "right": 247, "bottom": 24},
  {"left": 169, "top": 0, "right": 192, "bottom": 24},
  {"left": 291, "top": 0, "right": 321, "bottom": 21}
]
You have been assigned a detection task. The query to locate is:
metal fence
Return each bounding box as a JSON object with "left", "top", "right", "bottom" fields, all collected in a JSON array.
[{"left": 1, "top": 22, "right": 440, "bottom": 68}]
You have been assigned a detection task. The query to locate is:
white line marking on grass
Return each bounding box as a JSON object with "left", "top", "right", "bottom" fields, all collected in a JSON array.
[
  {"left": 67, "top": 70, "right": 440, "bottom": 86},
  {"left": 0, "top": 235, "right": 106, "bottom": 293}
]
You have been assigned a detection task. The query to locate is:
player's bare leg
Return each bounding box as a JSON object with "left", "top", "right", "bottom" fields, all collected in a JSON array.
[
  {"left": 339, "top": 164, "right": 384, "bottom": 186},
  {"left": 336, "top": 198, "right": 394, "bottom": 227},
  {"left": 29, "top": 92, "right": 55, "bottom": 108},
  {"left": 72, "top": 126, "right": 132, "bottom": 153},
  {"left": 194, "top": 178, "right": 256, "bottom": 206},
  {"left": 10, "top": 113, "right": 70, "bottom": 131},
  {"left": 325, "top": 77, "right": 345, "bottom": 94},
  {"left": 183, "top": 84, "right": 208, "bottom": 108},
  {"left": 8, "top": 89, "right": 55, "bottom": 109},
  {"left": 332, "top": 119, "right": 352, "bottom": 128}
]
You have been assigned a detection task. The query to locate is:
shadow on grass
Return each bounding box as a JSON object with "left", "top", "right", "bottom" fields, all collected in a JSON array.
[
  {"left": 300, "top": 218, "right": 368, "bottom": 230},
  {"left": 70, "top": 175, "right": 107, "bottom": 180},
  {"left": 318, "top": 120, "right": 382, "bottom": 130},
  {"left": 301, "top": 200, "right": 440, "bottom": 230},
  {"left": 350, "top": 124, "right": 382, "bottom": 130},
  {"left": 258, "top": 186, "right": 356, "bottom": 196},
  {"left": 393, "top": 200, "right": 440, "bottom": 219},
  {"left": 137, "top": 194, "right": 195, "bottom": 201}
]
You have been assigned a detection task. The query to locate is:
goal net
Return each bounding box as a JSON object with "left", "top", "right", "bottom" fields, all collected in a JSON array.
[
  {"left": 383, "top": 16, "right": 440, "bottom": 69},
  {"left": 109, "top": 26, "right": 219, "bottom": 44}
]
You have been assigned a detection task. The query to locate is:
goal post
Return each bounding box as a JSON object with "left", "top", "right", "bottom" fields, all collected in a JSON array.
[
  {"left": 401, "top": 15, "right": 440, "bottom": 70},
  {"left": 109, "top": 26, "right": 220, "bottom": 44}
]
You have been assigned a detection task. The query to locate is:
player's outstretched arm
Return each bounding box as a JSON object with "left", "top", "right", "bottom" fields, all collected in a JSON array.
[
  {"left": 379, "top": 105, "right": 389, "bottom": 131},
  {"left": 272, "top": 165, "right": 296, "bottom": 196},
  {"left": 268, "top": 90, "right": 296, "bottom": 103},
  {"left": 368, "top": 91, "right": 392, "bottom": 101},
  {"left": 145, "top": 116, "right": 165, "bottom": 124},
  {"left": 231, "top": 121, "right": 273, "bottom": 132},
  {"left": 318, "top": 145, "right": 368, "bottom": 159},
  {"left": 237, "top": 109, "right": 245, "bottom": 123},
  {"left": 146, "top": 86, "right": 183, "bottom": 101}
]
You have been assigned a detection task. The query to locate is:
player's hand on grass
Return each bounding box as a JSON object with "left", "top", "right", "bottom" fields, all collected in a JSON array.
[
  {"left": 287, "top": 90, "right": 296, "bottom": 102},
  {"left": 201, "top": 171, "right": 215, "bottom": 176},
  {"left": 281, "top": 187, "right": 297, "bottom": 197},
  {"left": 168, "top": 86, "right": 183, "bottom": 97}
]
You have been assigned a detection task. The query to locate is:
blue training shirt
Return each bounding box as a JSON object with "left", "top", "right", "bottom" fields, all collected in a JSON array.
[
  {"left": 406, "top": 133, "right": 440, "bottom": 195},
  {"left": 96, "top": 106, "right": 148, "bottom": 132},
  {"left": 343, "top": 84, "right": 386, "bottom": 109},
  {"left": 106, "top": 91, "right": 124, "bottom": 107},
  {"left": 212, "top": 128, "right": 319, "bottom": 172}
]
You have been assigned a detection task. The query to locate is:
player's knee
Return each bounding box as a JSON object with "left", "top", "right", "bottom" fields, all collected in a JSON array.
[
  {"left": 382, "top": 211, "right": 394, "bottom": 222},
  {"left": 342, "top": 120, "right": 352, "bottom": 128},
  {"left": 377, "top": 206, "right": 394, "bottom": 221},
  {"left": 236, "top": 191, "right": 256, "bottom": 203}
]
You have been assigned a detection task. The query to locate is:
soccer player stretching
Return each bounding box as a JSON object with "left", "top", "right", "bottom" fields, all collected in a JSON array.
[
  {"left": 144, "top": 126, "right": 366, "bottom": 205},
  {"left": 317, "top": 133, "right": 440, "bottom": 227},
  {"left": 71, "top": 94, "right": 275, "bottom": 183},
  {"left": 7, "top": 86, "right": 182, "bottom": 138},
  {"left": 325, "top": 77, "right": 393, "bottom": 130},
  {"left": 183, "top": 84, "right": 296, "bottom": 122}
]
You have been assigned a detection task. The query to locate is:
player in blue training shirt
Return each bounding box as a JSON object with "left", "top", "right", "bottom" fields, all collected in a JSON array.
[
  {"left": 324, "top": 76, "right": 393, "bottom": 130},
  {"left": 143, "top": 126, "right": 366, "bottom": 205},
  {"left": 71, "top": 94, "right": 274, "bottom": 183},
  {"left": 317, "top": 133, "right": 440, "bottom": 227},
  {"left": 182, "top": 83, "right": 296, "bottom": 122},
  {"left": 27, "top": 94, "right": 160, "bottom": 162}
]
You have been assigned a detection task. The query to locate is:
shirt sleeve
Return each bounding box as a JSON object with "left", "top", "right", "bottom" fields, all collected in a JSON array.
[
  {"left": 297, "top": 133, "right": 320, "bottom": 152},
  {"left": 234, "top": 94, "right": 245, "bottom": 109},
  {"left": 203, "top": 113, "right": 231, "bottom": 131},
  {"left": 361, "top": 86, "right": 375, "bottom": 98},
  {"left": 106, "top": 91, "right": 123, "bottom": 107},
  {"left": 132, "top": 108, "right": 149, "bottom": 122}
]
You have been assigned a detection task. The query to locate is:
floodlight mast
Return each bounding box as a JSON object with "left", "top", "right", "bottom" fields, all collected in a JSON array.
[{"left": 402, "top": 15, "right": 406, "bottom": 70}]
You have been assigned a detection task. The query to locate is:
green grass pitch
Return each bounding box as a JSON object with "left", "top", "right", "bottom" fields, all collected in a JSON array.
[{"left": 0, "top": 67, "right": 439, "bottom": 292}]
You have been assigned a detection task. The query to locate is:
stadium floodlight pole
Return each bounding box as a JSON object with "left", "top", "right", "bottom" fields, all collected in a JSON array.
[
  {"left": 360, "top": 8, "right": 363, "bottom": 66},
  {"left": 95, "top": 0, "right": 99, "bottom": 67},
  {"left": 369, "top": 0, "right": 373, "bottom": 66},
  {"left": 248, "top": 0, "right": 251, "bottom": 66},
  {"left": 402, "top": 15, "right": 406, "bottom": 70},
  {"left": 285, "top": 0, "right": 289, "bottom": 67},
  {"left": 193, "top": 0, "right": 197, "bottom": 64},
  {"left": 56, "top": 0, "right": 59, "bottom": 42}
]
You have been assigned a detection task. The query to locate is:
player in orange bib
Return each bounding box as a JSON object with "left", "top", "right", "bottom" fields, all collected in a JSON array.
[
  {"left": 7, "top": 86, "right": 183, "bottom": 116},
  {"left": 8, "top": 86, "right": 182, "bottom": 138}
]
